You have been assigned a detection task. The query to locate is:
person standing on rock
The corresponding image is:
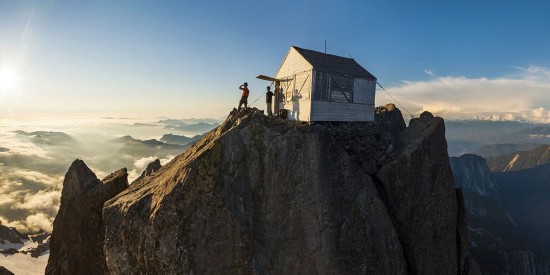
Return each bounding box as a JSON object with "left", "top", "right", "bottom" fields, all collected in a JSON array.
[
  {"left": 238, "top": 82, "right": 250, "bottom": 111},
  {"left": 265, "top": 86, "right": 274, "bottom": 117}
]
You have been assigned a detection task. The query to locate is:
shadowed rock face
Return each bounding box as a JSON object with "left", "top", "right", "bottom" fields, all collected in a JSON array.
[
  {"left": 45, "top": 160, "right": 128, "bottom": 275},
  {"left": 0, "top": 266, "right": 14, "bottom": 275},
  {"left": 450, "top": 154, "right": 500, "bottom": 196},
  {"left": 100, "top": 108, "right": 477, "bottom": 274},
  {"left": 375, "top": 103, "right": 406, "bottom": 143},
  {"left": 376, "top": 112, "right": 478, "bottom": 275},
  {"left": 451, "top": 153, "right": 550, "bottom": 274},
  {"left": 0, "top": 224, "right": 27, "bottom": 245}
]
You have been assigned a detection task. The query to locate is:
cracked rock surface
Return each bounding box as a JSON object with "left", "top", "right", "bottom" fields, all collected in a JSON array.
[
  {"left": 98, "top": 105, "right": 478, "bottom": 274},
  {"left": 45, "top": 104, "right": 477, "bottom": 274}
]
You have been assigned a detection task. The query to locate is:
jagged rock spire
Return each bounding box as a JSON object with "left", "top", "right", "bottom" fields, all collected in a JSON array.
[{"left": 46, "top": 160, "right": 128, "bottom": 275}]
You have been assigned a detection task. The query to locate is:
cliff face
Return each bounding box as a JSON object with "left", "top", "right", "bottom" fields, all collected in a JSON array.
[
  {"left": 376, "top": 112, "right": 474, "bottom": 274},
  {"left": 450, "top": 154, "right": 550, "bottom": 274},
  {"left": 45, "top": 160, "right": 128, "bottom": 275},
  {"left": 450, "top": 154, "right": 499, "bottom": 196},
  {"left": 98, "top": 107, "right": 477, "bottom": 274}
]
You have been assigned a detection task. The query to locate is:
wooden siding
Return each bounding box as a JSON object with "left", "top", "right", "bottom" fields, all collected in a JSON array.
[
  {"left": 310, "top": 101, "right": 374, "bottom": 121},
  {"left": 294, "top": 71, "right": 312, "bottom": 100},
  {"left": 365, "top": 80, "right": 376, "bottom": 105},
  {"left": 278, "top": 100, "right": 312, "bottom": 121},
  {"left": 273, "top": 47, "right": 376, "bottom": 122},
  {"left": 353, "top": 78, "right": 376, "bottom": 105},
  {"left": 275, "top": 47, "right": 313, "bottom": 79}
]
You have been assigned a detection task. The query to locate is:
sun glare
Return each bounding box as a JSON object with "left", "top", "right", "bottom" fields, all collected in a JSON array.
[{"left": 0, "top": 69, "right": 20, "bottom": 90}]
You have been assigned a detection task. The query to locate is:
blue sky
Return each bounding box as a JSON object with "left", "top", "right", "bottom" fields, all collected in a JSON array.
[{"left": 1, "top": 0, "right": 550, "bottom": 121}]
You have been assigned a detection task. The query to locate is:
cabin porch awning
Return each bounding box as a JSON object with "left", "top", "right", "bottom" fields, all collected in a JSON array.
[{"left": 256, "top": 75, "right": 281, "bottom": 81}]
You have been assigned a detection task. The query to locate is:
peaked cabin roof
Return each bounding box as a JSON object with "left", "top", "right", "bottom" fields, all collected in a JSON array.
[{"left": 292, "top": 46, "right": 377, "bottom": 80}]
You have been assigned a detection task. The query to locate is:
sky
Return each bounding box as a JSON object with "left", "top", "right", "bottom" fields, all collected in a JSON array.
[{"left": 1, "top": 0, "right": 550, "bottom": 121}]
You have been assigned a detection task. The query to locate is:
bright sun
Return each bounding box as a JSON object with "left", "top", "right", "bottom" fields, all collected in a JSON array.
[{"left": 0, "top": 69, "right": 20, "bottom": 90}]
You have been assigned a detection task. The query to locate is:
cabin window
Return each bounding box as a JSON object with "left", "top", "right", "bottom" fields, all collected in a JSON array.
[
  {"left": 314, "top": 72, "right": 355, "bottom": 103},
  {"left": 313, "top": 71, "right": 330, "bottom": 101},
  {"left": 330, "top": 75, "right": 353, "bottom": 103}
]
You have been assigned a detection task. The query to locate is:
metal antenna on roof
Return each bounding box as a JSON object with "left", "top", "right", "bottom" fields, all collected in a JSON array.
[{"left": 324, "top": 40, "right": 326, "bottom": 54}]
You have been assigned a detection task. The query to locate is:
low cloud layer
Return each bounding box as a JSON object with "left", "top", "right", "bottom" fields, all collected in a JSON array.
[
  {"left": 0, "top": 167, "right": 61, "bottom": 232},
  {"left": 376, "top": 66, "right": 550, "bottom": 123},
  {"left": 0, "top": 119, "right": 197, "bottom": 233}
]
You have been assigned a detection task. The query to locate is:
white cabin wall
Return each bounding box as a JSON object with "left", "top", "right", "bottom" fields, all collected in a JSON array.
[
  {"left": 278, "top": 100, "right": 312, "bottom": 121},
  {"left": 275, "top": 47, "right": 314, "bottom": 121},
  {"left": 275, "top": 48, "right": 313, "bottom": 79},
  {"left": 310, "top": 101, "right": 374, "bottom": 121},
  {"left": 273, "top": 47, "right": 376, "bottom": 122}
]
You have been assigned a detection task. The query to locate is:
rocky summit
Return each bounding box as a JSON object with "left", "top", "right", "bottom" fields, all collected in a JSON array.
[{"left": 47, "top": 104, "right": 479, "bottom": 274}]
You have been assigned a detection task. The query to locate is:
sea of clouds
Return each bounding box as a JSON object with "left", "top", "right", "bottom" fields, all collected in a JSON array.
[{"left": 0, "top": 117, "right": 215, "bottom": 233}]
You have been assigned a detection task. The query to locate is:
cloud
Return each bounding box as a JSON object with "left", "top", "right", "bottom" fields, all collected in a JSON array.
[
  {"left": 424, "top": 69, "right": 435, "bottom": 77},
  {"left": 514, "top": 65, "right": 550, "bottom": 79},
  {"left": 18, "top": 189, "right": 60, "bottom": 216},
  {"left": 376, "top": 66, "right": 550, "bottom": 123},
  {"left": 0, "top": 168, "right": 61, "bottom": 232},
  {"left": 0, "top": 117, "right": 205, "bottom": 233},
  {"left": 25, "top": 213, "right": 54, "bottom": 232},
  {"left": 0, "top": 213, "right": 53, "bottom": 232},
  {"left": 11, "top": 170, "right": 62, "bottom": 188}
]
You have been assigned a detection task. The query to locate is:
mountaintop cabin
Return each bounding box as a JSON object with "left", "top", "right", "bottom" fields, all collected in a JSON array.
[{"left": 258, "top": 46, "right": 377, "bottom": 122}]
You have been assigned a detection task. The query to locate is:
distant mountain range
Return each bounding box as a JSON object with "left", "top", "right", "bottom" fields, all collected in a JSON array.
[
  {"left": 14, "top": 130, "right": 77, "bottom": 145},
  {"left": 163, "top": 122, "right": 218, "bottom": 133},
  {"left": 450, "top": 154, "right": 550, "bottom": 274},
  {"left": 476, "top": 143, "right": 541, "bottom": 158},
  {"left": 157, "top": 118, "right": 220, "bottom": 125},
  {"left": 485, "top": 144, "right": 550, "bottom": 172},
  {"left": 159, "top": 134, "right": 203, "bottom": 146},
  {"left": 109, "top": 135, "right": 189, "bottom": 157},
  {"left": 445, "top": 120, "right": 550, "bottom": 156},
  {"left": 129, "top": 119, "right": 221, "bottom": 134}
]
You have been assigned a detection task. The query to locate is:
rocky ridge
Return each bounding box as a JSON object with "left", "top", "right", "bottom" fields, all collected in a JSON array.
[
  {"left": 45, "top": 104, "right": 479, "bottom": 274},
  {"left": 94, "top": 105, "right": 478, "bottom": 274}
]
